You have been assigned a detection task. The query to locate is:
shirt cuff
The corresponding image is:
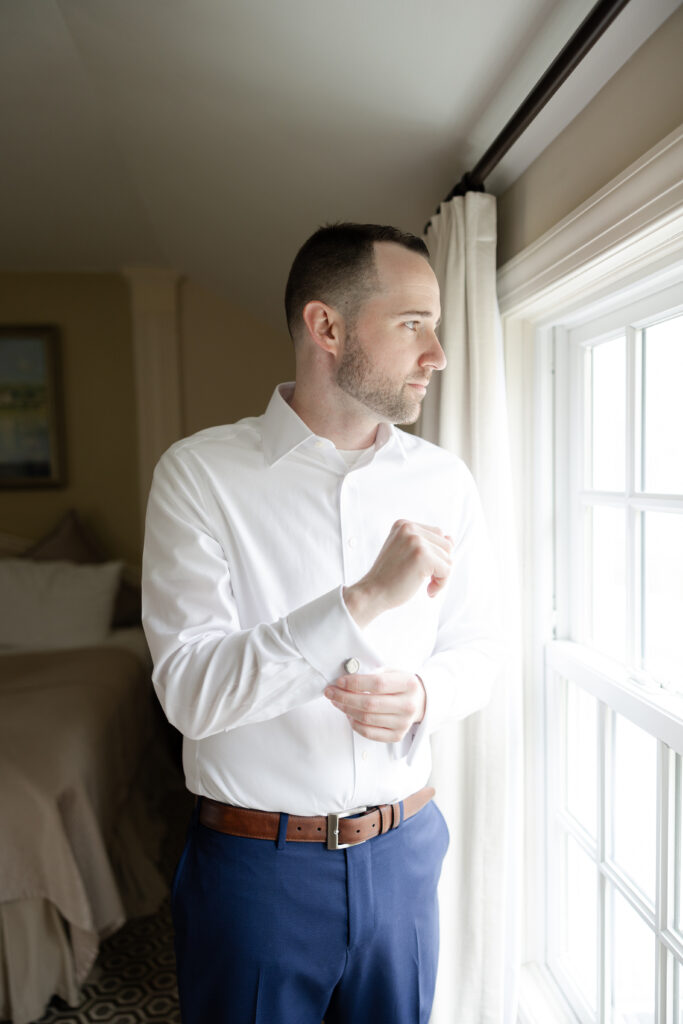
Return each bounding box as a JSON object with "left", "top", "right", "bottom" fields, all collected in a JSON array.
[
  {"left": 397, "top": 656, "right": 495, "bottom": 765},
  {"left": 287, "top": 585, "right": 383, "bottom": 682}
]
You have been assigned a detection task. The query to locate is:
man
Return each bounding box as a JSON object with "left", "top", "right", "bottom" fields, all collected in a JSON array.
[{"left": 142, "top": 223, "right": 500, "bottom": 1024}]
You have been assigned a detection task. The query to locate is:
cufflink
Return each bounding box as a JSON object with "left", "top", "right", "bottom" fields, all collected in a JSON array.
[{"left": 344, "top": 657, "right": 360, "bottom": 674}]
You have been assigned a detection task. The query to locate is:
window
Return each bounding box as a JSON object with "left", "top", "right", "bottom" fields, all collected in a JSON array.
[
  {"left": 545, "top": 288, "right": 683, "bottom": 1023},
  {"left": 556, "top": 300, "right": 683, "bottom": 687},
  {"left": 497, "top": 129, "right": 683, "bottom": 1024}
]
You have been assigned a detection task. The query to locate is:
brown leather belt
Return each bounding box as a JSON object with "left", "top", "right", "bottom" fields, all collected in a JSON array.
[{"left": 199, "top": 786, "right": 435, "bottom": 850}]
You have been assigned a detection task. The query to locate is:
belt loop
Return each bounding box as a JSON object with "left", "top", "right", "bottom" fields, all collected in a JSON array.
[
  {"left": 276, "top": 812, "right": 289, "bottom": 850},
  {"left": 192, "top": 796, "right": 202, "bottom": 829},
  {"left": 397, "top": 800, "right": 404, "bottom": 828}
]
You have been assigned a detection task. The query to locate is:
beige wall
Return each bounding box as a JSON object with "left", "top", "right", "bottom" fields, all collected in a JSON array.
[
  {"left": 179, "top": 278, "right": 294, "bottom": 436},
  {"left": 0, "top": 274, "right": 140, "bottom": 563},
  {"left": 0, "top": 272, "right": 294, "bottom": 564},
  {"left": 497, "top": 5, "right": 683, "bottom": 266}
]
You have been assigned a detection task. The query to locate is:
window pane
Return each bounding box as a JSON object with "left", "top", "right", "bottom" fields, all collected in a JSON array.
[
  {"left": 611, "top": 714, "right": 657, "bottom": 903},
  {"left": 643, "top": 511, "right": 683, "bottom": 690},
  {"left": 565, "top": 678, "right": 598, "bottom": 837},
  {"left": 642, "top": 314, "right": 683, "bottom": 494},
  {"left": 589, "top": 337, "right": 626, "bottom": 492},
  {"left": 563, "top": 833, "right": 598, "bottom": 1012},
  {"left": 676, "top": 757, "right": 682, "bottom": 939},
  {"left": 609, "top": 887, "right": 655, "bottom": 1023},
  {"left": 587, "top": 505, "right": 627, "bottom": 660}
]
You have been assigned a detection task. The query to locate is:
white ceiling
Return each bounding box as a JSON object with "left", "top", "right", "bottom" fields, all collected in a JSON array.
[{"left": 0, "top": 0, "right": 678, "bottom": 325}]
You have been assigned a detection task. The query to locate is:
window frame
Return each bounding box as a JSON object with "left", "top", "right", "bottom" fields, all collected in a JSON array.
[
  {"left": 545, "top": 285, "right": 683, "bottom": 1023},
  {"left": 497, "top": 124, "right": 683, "bottom": 1024}
]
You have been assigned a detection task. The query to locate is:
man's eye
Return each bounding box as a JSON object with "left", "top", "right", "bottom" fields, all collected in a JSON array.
[{"left": 404, "top": 321, "right": 419, "bottom": 331}]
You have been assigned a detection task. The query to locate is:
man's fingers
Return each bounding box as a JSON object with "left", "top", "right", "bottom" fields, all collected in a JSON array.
[
  {"left": 393, "top": 520, "right": 454, "bottom": 556},
  {"left": 397, "top": 522, "right": 455, "bottom": 585},
  {"left": 394, "top": 519, "right": 450, "bottom": 540},
  {"left": 326, "top": 693, "right": 411, "bottom": 721},
  {"left": 334, "top": 702, "right": 412, "bottom": 742},
  {"left": 420, "top": 550, "right": 453, "bottom": 599},
  {"left": 427, "top": 569, "right": 451, "bottom": 597},
  {"left": 324, "top": 669, "right": 407, "bottom": 739},
  {"left": 345, "top": 520, "right": 454, "bottom": 627},
  {"left": 421, "top": 528, "right": 454, "bottom": 556},
  {"left": 342, "top": 707, "right": 406, "bottom": 730},
  {"left": 324, "top": 687, "right": 410, "bottom": 717},
  {"left": 346, "top": 721, "right": 405, "bottom": 743},
  {"left": 324, "top": 669, "right": 424, "bottom": 744},
  {"left": 328, "top": 671, "right": 399, "bottom": 694},
  {"left": 324, "top": 679, "right": 411, "bottom": 720}
]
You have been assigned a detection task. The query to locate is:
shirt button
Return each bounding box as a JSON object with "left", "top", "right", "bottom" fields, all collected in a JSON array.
[
  {"left": 314, "top": 440, "right": 325, "bottom": 449},
  {"left": 347, "top": 537, "right": 356, "bottom": 548},
  {"left": 344, "top": 657, "right": 360, "bottom": 674},
  {"left": 361, "top": 751, "right": 369, "bottom": 762}
]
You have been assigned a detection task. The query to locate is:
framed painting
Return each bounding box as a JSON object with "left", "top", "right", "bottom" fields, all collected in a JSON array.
[{"left": 0, "top": 326, "right": 65, "bottom": 487}]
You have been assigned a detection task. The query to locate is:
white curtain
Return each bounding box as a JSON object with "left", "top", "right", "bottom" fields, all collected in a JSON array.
[{"left": 421, "top": 193, "right": 523, "bottom": 1024}]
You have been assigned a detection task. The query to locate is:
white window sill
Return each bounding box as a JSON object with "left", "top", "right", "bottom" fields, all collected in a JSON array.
[{"left": 547, "top": 640, "right": 683, "bottom": 755}]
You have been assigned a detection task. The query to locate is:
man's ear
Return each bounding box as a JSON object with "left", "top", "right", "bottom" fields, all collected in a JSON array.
[{"left": 301, "top": 300, "right": 343, "bottom": 356}]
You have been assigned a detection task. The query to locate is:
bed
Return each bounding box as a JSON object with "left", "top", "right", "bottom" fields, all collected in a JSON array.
[{"left": 0, "top": 514, "right": 172, "bottom": 1024}]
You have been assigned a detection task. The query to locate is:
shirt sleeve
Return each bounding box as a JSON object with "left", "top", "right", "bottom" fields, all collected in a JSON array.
[
  {"left": 142, "top": 447, "right": 381, "bottom": 741},
  {"left": 397, "top": 464, "right": 504, "bottom": 764}
]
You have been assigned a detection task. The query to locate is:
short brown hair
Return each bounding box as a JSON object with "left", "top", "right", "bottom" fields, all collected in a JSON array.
[{"left": 284, "top": 222, "right": 429, "bottom": 341}]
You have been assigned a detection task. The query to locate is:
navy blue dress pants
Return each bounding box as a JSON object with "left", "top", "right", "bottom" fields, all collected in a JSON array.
[{"left": 171, "top": 799, "right": 449, "bottom": 1024}]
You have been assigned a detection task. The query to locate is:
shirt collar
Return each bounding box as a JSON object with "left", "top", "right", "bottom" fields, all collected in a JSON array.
[{"left": 260, "top": 383, "right": 409, "bottom": 466}]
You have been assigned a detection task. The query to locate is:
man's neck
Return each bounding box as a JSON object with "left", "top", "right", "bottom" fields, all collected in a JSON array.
[{"left": 287, "top": 383, "right": 384, "bottom": 451}]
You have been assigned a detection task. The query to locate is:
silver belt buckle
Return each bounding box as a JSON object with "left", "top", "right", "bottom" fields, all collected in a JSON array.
[{"left": 327, "top": 806, "right": 368, "bottom": 850}]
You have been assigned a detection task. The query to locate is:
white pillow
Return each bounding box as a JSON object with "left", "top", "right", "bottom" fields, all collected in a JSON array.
[{"left": 0, "top": 558, "right": 123, "bottom": 651}]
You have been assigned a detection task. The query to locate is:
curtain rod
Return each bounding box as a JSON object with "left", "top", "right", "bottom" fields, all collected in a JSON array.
[{"left": 439, "top": 0, "right": 633, "bottom": 204}]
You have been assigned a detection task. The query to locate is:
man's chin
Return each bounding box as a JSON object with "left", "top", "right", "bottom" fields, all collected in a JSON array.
[{"left": 394, "top": 404, "right": 422, "bottom": 427}]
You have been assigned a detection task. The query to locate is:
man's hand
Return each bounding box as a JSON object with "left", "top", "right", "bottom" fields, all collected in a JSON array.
[
  {"left": 343, "top": 520, "right": 453, "bottom": 628},
  {"left": 324, "top": 669, "right": 426, "bottom": 743}
]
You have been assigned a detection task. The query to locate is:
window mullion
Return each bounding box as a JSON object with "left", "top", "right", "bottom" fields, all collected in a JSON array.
[
  {"left": 667, "top": 764, "right": 683, "bottom": 1017},
  {"left": 625, "top": 325, "right": 639, "bottom": 673},
  {"left": 554, "top": 326, "right": 576, "bottom": 642},
  {"left": 656, "top": 742, "right": 673, "bottom": 1023},
  {"left": 545, "top": 666, "right": 566, "bottom": 983},
  {"left": 575, "top": 337, "right": 589, "bottom": 645},
  {"left": 598, "top": 699, "right": 608, "bottom": 1024},
  {"left": 675, "top": 757, "right": 682, "bottom": 942}
]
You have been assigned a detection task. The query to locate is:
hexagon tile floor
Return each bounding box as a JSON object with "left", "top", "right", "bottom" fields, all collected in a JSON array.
[{"left": 34, "top": 898, "right": 180, "bottom": 1024}]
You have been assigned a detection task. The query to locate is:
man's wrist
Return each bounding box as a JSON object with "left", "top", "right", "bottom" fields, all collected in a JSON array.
[{"left": 342, "top": 580, "right": 388, "bottom": 628}]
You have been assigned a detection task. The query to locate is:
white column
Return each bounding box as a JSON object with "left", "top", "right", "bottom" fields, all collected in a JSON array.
[{"left": 123, "top": 268, "right": 183, "bottom": 526}]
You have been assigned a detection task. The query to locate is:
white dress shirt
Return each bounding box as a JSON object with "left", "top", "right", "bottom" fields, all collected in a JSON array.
[{"left": 142, "top": 383, "right": 500, "bottom": 816}]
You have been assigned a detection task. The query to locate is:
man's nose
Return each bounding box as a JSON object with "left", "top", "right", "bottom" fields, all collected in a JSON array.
[{"left": 420, "top": 331, "right": 447, "bottom": 371}]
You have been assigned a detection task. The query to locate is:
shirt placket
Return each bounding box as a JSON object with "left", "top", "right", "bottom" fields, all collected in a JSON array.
[{"left": 338, "top": 468, "right": 378, "bottom": 802}]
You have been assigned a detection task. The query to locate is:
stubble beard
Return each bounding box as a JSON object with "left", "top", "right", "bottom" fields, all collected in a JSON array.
[{"left": 335, "top": 331, "right": 422, "bottom": 425}]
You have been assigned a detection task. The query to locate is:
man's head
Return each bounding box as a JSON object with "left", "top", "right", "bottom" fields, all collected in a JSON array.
[
  {"left": 284, "top": 222, "right": 430, "bottom": 343},
  {"left": 285, "top": 222, "right": 444, "bottom": 431}
]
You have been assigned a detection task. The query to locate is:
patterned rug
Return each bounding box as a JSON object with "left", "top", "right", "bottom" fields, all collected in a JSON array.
[{"left": 34, "top": 901, "right": 180, "bottom": 1024}]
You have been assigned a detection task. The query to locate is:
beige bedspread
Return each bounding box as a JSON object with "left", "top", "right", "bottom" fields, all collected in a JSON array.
[{"left": 0, "top": 646, "right": 168, "bottom": 1024}]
